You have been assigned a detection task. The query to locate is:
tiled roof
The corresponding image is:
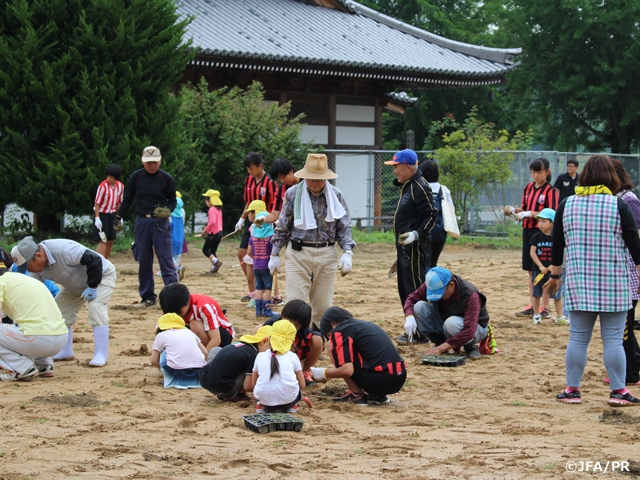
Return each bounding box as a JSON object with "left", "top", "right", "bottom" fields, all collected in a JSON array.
[{"left": 177, "top": 0, "right": 520, "bottom": 84}]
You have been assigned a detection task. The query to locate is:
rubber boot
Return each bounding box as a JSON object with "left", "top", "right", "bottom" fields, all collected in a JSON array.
[
  {"left": 53, "top": 326, "right": 74, "bottom": 360},
  {"left": 89, "top": 325, "right": 109, "bottom": 367},
  {"left": 262, "top": 303, "right": 278, "bottom": 318},
  {"left": 255, "top": 299, "right": 264, "bottom": 317}
]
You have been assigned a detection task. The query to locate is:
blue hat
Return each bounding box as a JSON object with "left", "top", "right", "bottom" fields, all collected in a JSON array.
[
  {"left": 535, "top": 208, "right": 555, "bottom": 222},
  {"left": 425, "top": 267, "right": 452, "bottom": 301},
  {"left": 385, "top": 149, "right": 417, "bottom": 165}
]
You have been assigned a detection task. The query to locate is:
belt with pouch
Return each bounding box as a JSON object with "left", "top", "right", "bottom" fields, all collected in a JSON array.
[{"left": 300, "top": 241, "right": 335, "bottom": 248}]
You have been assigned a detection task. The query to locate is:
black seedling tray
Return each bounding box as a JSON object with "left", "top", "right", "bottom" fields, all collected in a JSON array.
[
  {"left": 421, "top": 355, "right": 467, "bottom": 367},
  {"left": 242, "top": 413, "right": 304, "bottom": 433},
  {"left": 635, "top": 319, "right": 640, "bottom": 331}
]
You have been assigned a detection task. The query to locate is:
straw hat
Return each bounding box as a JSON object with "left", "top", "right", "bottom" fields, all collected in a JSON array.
[{"left": 294, "top": 154, "right": 338, "bottom": 180}]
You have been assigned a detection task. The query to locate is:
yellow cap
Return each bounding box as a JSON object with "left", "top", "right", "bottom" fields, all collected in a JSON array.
[
  {"left": 239, "top": 325, "right": 273, "bottom": 344},
  {"left": 157, "top": 312, "right": 186, "bottom": 330},
  {"left": 175, "top": 191, "right": 182, "bottom": 199},
  {"left": 202, "top": 189, "right": 223, "bottom": 206},
  {"left": 269, "top": 320, "right": 297, "bottom": 354},
  {"left": 245, "top": 200, "right": 267, "bottom": 214}
]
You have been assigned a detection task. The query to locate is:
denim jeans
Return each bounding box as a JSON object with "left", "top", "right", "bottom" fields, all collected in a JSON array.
[{"left": 414, "top": 301, "right": 488, "bottom": 346}]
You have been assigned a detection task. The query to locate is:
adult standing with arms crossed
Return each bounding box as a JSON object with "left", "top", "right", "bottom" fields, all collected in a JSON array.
[
  {"left": 269, "top": 153, "right": 355, "bottom": 328},
  {"left": 385, "top": 149, "right": 437, "bottom": 345},
  {"left": 116, "top": 146, "right": 178, "bottom": 307}
]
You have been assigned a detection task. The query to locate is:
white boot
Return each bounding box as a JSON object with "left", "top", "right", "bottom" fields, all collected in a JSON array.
[
  {"left": 89, "top": 325, "right": 109, "bottom": 367},
  {"left": 52, "top": 326, "right": 74, "bottom": 360}
]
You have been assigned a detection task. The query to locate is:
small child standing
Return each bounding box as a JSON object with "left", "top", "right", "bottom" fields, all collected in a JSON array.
[
  {"left": 245, "top": 200, "right": 276, "bottom": 317},
  {"left": 529, "top": 208, "right": 568, "bottom": 325},
  {"left": 93, "top": 163, "right": 124, "bottom": 259},
  {"left": 201, "top": 189, "right": 223, "bottom": 274},
  {"left": 252, "top": 320, "right": 305, "bottom": 413},
  {"left": 171, "top": 191, "right": 186, "bottom": 281},
  {"left": 150, "top": 312, "right": 207, "bottom": 389}
]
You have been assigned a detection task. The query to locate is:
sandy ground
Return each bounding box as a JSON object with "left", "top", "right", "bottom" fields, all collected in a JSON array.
[{"left": 1, "top": 241, "right": 640, "bottom": 480}]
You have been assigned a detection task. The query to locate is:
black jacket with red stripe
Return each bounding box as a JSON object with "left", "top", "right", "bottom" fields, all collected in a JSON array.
[{"left": 329, "top": 319, "right": 405, "bottom": 375}]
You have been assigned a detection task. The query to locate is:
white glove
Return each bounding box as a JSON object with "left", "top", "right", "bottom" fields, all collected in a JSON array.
[
  {"left": 399, "top": 231, "right": 419, "bottom": 245},
  {"left": 94, "top": 217, "right": 102, "bottom": 229},
  {"left": 310, "top": 367, "right": 327, "bottom": 382},
  {"left": 268, "top": 256, "right": 280, "bottom": 275},
  {"left": 504, "top": 206, "right": 515, "bottom": 216},
  {"left": 404, "top": 315, "right": 417, "bottom": 336},
  {"left": 338, "top": 252, "right": 352, "bottom": 276},
  {"left": 243, "top": 254, "right": 254, "bottom": 265},
  {"left": 235, "top": 218, "right": 245, "bottom": 231},
  {"left": 516, "top": 211, "right": 532, "bottom": 220}
]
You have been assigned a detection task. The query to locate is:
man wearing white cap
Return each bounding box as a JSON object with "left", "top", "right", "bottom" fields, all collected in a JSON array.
[
  {"left": 11, "top": 236, "right": 116, "bottom": 367},
  {"left": 116, "top": 146, "right": 178, "bottom": 307},
  {"left": 269, "top": 153, "right": 355, "bottom": 328}
]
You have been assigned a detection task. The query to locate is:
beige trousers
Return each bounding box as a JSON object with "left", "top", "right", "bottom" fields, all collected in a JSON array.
[
  {"left": 55, "top": 267, "right": 117, "bottom": 327},
  {"left": 285, "top": 245, "right": 337, "bottom": 327}
]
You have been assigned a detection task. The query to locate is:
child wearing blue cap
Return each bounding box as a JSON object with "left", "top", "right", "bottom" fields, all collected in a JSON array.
[{"left": 529, "top": 208, "right": 567, "bottom": 325}]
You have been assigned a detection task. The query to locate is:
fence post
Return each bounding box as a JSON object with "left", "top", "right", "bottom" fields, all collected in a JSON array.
[{"left": 367, "top": 151, "right": 373, "bottom": 233}]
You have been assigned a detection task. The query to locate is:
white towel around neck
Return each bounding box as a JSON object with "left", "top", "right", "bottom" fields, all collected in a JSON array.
[{"left": 294, "top": 183, "right": 346, "bottom": 231}]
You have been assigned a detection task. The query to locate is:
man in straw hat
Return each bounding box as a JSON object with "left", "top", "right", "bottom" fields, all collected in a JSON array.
[
  {"left": 116, "top": 146, "right": 178, "bottom": 308},
  {"left": 269, "top": 153, "right": 355, "bottom": 328}
]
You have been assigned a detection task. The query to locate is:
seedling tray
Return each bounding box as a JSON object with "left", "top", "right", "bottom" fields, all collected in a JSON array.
[
  {"left": 242, "top": 413, "right": 304, "bottom": 434},
  {"left": 421, "top": 355, "right": 467, "bottom": 367}
]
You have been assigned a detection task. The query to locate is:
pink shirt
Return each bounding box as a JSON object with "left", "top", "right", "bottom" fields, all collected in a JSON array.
[{"left": 205, "top": 206, "right": 222, "bottom": 235}]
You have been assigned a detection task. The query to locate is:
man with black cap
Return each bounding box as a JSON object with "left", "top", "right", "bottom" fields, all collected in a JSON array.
[
  {"left": 385, "top": 149, "right": 437, "bottom": 344},
  {"left": 11, "top": 236, "right": 116, "bottom": 367},
  {"left": 404, "top": 266, "right": 489, "bottom": 360},
  {"left": 116, "top": 146, "right": 178, "bottom": 307}
]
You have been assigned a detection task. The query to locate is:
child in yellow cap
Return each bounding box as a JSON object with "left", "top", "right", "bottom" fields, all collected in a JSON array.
[
  {"left": 251, "top": 320, "right": 304, "bottom": 413},
  {"left": 245, "top": 200, "right": 277, "bottom": 317},
  {"left": 150, "top": 313, "right": 207, "bottom": 389},
  {"left": 200, "top": 189, "right": 224, "bottom": 274}
]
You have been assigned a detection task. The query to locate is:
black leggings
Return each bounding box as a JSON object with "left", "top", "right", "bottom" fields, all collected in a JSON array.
[
  {"left": 202, "top": 232, "right": 222, "bottom": 258},
  {"left": 624, "top": 300, "right": 640, "bottom": 384}
]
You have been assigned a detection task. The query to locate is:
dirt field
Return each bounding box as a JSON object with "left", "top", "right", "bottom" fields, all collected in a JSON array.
[{"left": 1, "top": 241, "right": 640, "bottom": 479}]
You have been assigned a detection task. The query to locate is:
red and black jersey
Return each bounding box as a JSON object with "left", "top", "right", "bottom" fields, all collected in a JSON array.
[
  {"left": 243, "top": 174, "right": 278, "bottom": 213},
  {"left": 521, "top": 181, "right": 558, "bottom": 229},
  {"left": 263, "top": 318, "right": 314, "bottom": 361},
  {"left": 328, "top": 319, "right": 405, "bottom": 375},
  {"left": 274, "top": 183, "right": 290, "bottom": 212}
]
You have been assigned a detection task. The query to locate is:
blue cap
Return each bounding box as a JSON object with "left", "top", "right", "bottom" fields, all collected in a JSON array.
[
  {"left": 425, "top": 267, "right": 452, "bottom": 301},
  {"left": 535, "top": 208, "right": 555, "bottom": 222},
  {"left": 385, "top": 149, "right": 417, "bottom": 165}
]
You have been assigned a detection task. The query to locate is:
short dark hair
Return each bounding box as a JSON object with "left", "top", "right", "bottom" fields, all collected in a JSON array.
[
  {"left": 578, "top": 155, "right": 620, "bottom": 192},
  {"left": 567, "top": 159, "right": 579, "bottom": 167},
  {"left": 281, "top": 299, "right": 312, "bottom": 330},
  {"left": 530, "top": 157, "right": 551, "bottom": 182},
  {"left": 244, "top": 152, "right": 265, "bottom": 168},
  {"left": 270, "top": 157, "right": 295, "bottom": 180},
  {"left": 105, "top": 164, "right": 123, "bottom": 180},
  {"left": 419, "top": 160, "right": 439, "bottom": 183},
  {"left": 158, "top": 283, "right": 191, "bottom": 314},
  {"left": 319, "top": 306, "right": 353, "bottom": 340},
  {"left": 611, "top": 158, "right": 634, "bottom": 193}
]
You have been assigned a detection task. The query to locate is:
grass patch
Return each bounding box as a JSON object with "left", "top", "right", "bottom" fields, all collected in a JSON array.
[{"left": 509, "top": 400, "right": 527, "bottom": 407}]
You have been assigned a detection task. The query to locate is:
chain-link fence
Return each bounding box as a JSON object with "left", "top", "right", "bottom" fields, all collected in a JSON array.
[{"left": 325, "top": 150, "right": 640, "bottom": 235}]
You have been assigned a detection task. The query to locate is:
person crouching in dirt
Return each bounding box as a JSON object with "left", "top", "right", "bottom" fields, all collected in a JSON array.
[
  {"left": 310, "top": 306, "right": 406, "bottom": 405},
  {"left": 406, "top": 267, "right": 489, "bottom": 361}
]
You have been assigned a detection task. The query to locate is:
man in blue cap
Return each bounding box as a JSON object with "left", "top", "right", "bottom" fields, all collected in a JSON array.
[
  {"left": 403, "top": 266, "right": 490, "bottom": 360},
  {"left": 385, "top": 149, "right": 437, "bottom": 344}
]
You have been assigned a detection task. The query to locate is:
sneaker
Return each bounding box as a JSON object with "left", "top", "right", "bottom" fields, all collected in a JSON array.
[
  {"left": 178, "top": 266, "right": 186, "bottom": 282},
  {"left": 556, "top": 389, "right": 581, "bottom": 404},
  {"left": 303, "top": 370, "right": 315, "bottom": 386},
  {"left": 332, "top": 390, "right": 369, "bottom": 405},
  {"left": 271, "top": 296, "right": 285, "bottom": 307},
  {"left": 0, "top": 364, "right": 39, "bottom": 382},
  {"left": 287, "top": 403, "right": 298, "bottom": 413},
  {"left": 540, "top": 307, "right": 551, "bottom": 319},
  {"left": 532, "top": 314, "right": 542, "bottom": 325},
  {"left": 246, "top": 299, "right": 256, "bottom": 309},
  {"left": 241, "top": 294, "right": 252, "bottom": 303},
  {"left": 555, "top": 315, "right": 570, "bottom": 325},
  {"left": 368, "top": 394, "right": 391, "bottom": 405},
  {"left": 38, "top": 364, "right": 54, "bottom": 378},
  {"left": 155, "top": 270, "right": 162, "bottom": 277},
  {"left": 465, "top": 344, "right": 482, "bottom": 360},
  {"left": 609, "top": 391, "right": 640, "bottom": 406},
  {"left": 211, "top": 260, "right": 223, "bottom": 274},
  {"left": 395, "top": 333, "right": 429, "bottom": 345},
  {"left": 133, "top": 298, "right": 157, "bottom": 308},
  {"left": 256, "top": 403, "right": 264, "bottom": 413},
  {"left": 516, "top": 306, "right": 534, "bottom": 318},
  {"left": 602, "top": 377, "right": 640, "bottom": 386}
]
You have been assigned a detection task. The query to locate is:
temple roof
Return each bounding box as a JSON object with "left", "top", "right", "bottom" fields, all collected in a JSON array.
[{"left": 178, "top": 0, "right": 520, "bottom": 88}]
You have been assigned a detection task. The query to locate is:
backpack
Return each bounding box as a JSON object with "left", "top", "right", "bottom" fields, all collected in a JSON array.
[{"left": 431, "top": 186, "right": 447, "bottom": 242}]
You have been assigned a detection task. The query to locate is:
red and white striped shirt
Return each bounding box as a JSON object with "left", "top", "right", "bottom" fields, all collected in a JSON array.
[
  {"left": 95, "top": 179, "right": 124, "bottom": 214},
  {"left": 184, "top": 294, "right": 235, "bottom": 337}
]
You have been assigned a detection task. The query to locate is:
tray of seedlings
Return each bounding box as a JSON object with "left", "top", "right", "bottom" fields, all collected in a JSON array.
[
  {"left": 242, "top": 413, "right": 304, "bottom": 433},
  {"left": 421, "top": 355, "right": 467, "bottom": 367}
]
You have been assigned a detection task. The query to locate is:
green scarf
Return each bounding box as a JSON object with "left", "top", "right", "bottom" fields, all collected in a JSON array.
[{"left": 575, "top": 185, "right": 612, "bottom": 196}]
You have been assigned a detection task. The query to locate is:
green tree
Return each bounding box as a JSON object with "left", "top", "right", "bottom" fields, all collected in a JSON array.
[
  {"left": 498, "top": 0, "right": 640, "bottom": 153},
  {"left": 0, "top": 0, "right": 192, "bottom": 232},
  {"left": 429, "top": 107, "right": 532, "bottom": 231},
  {"left": 175, "top": 80, "right": 312, "bottom": 232}
]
